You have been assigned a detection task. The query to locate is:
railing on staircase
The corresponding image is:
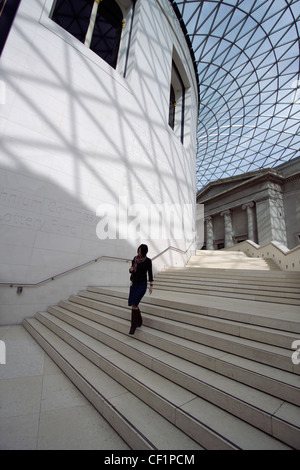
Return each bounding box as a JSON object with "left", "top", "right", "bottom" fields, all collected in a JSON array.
[{"left": 0, "top": 243, "right": 195, "bottom": 290}]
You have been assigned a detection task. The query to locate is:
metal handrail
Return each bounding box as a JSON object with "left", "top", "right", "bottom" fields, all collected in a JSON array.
[{"left": 0, "top": 243, "right": 194, "bottom": 289}]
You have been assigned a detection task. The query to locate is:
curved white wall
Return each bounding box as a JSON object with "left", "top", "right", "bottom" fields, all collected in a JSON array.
[{"left": 0, "top": 0, "right": 198, "bottom": 324}]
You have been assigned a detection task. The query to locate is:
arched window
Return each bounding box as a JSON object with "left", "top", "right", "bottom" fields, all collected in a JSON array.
[
  {"left": 90, "top": 0, "right": 123, "bottom": 69},
  {"left": 51, "top": 0, "right": 123, "bottom": 69}
]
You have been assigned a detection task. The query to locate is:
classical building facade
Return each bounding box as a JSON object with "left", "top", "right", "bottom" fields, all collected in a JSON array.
[{"left": 197, "top": 157, "right": 300, "bottom": 251}]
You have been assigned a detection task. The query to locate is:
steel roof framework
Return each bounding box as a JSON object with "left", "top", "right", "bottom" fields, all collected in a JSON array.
[{"left": 173, "top": 0, "right": 300, "bottom": 189}]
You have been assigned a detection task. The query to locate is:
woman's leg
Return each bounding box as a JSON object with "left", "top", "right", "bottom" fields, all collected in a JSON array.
[{"left": 128, "top": 282, "right": 146, "bottom": 334}]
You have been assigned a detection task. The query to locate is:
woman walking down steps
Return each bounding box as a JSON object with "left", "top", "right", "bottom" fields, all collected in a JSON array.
[{"left": 128, "top": 244, "right": 153, "bottom": 335}]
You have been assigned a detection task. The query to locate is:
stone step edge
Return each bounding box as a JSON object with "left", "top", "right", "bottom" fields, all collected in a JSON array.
[
  {"left": 194, "top": 252, "right": 252, "bottom": 258},
  {"left": 153, "top": 284, "right": 300, "bottom": 306},
  {"left": 164, "top": 267, "right": 300, "bottom": 280},
  {"left": 155, "top": 274, "right": 300, "bottom": 292},
  {"left": 154, "top": 278, "right": 300, "bottom": 299},
  {"left": 61, "top": 301, "right": 300, "bottom": 404},
  {"left": 23, "top": 317, "right": 238, "bottom": 450},
  {"left": 161, "top": 267, "right": 300, "bottom": 279},
  {"left": 75, "top": 291, "right": 297, "bottom": 349},
  {"left": 189, "top": 255, "right": 269, "bottom": 258},
  {"left": 186, "top": 265, "right": 278, "bottom": 271},
  {"left": 52, "top": 300, "right": 300, "bottom": 385},
  {"left": 188, "top": 258, "right": 273, "bottom": 261},
  {"left": 178, "top": 276, "right": 300, "bottom": 285},
  {"left": 34, "top": 311, "right": 296, "bottom": 449},
  {"left": 162, "top": 274, "right": 300, "bottom": 286},
  {"left": 65, "top": 298, "right": 291, "bottom": 361},
  {"left": 86, "top": 287, "right": 300, "bottom": 334},
  {"left": 39, "top": 309, "right": 300, "bottom": 433}
]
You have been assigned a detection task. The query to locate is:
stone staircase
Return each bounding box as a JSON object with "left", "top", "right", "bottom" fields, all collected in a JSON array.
[
  {"left": 23, "top": 251, "right": 300, "bottom": 450},
  {"left": 155, "top": 250, "right": 300, "bottom": 306},
  {"left": 188, "top": 249, "right": 280, "bottom": 270}
]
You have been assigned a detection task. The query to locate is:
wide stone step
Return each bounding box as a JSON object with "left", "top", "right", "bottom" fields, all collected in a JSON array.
[
  {"left": 58, "top": 299, "right": 293, "bottom": 374},
  {"left": 86, "top": 286, "right": 300, "bottom": 335},
  {"left": 23, "top": 317, "right": 203, "bottom": 450},
  {"left": 75, "top": 290, "right": 297, "bottom": 349},
  {"left": 163, "top": 267, "right": 300, "bottom": 282},
  {"left": 195, "top": 250, "right": 248, "bottom": 257},
  {"left": 186, "top": 263, "right": 277, "bottom": 270},
  {"left": 41, "top": 307, "right": 300, "bottom": 446},
  {"left": 66, "top": 292, "right": 300, "bottom": 405},
  {"left": 51, "top": 294, "right": 300, "bottom": 396},
  {"left": 156, "top": 272, "right": 300, "bottom": 292},
  {"left": 187, "top": 255, "right": 279, "bottom": 270},
  {"left": 23, "top": 313, "right": 295, "bottom": 449},
  {"left": 153, "top": 278, "right": 300, "bottom": 305}
]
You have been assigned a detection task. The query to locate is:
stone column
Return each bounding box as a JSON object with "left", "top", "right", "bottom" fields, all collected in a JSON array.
[
  {"left": 205, "top": 216, "right": 214, "bottom": 250},
  {"left": 242, "top": 202, "right": 255, "bottom": 241},
  {"left": 221, "top": 210, "right": 233, "bottom": 247},
  {"left": 256, "top": 181, "right": 287, "bottom": 246}
]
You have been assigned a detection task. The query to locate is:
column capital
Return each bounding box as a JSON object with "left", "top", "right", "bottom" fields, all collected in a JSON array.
[
  {"left": 242, "top": 201, "right": 254, "bottom": 210},
  {"left": 221, "top": 209, "right": 231, "bottom": 217}
]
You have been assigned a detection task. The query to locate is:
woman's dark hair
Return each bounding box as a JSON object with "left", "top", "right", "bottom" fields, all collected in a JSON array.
[{"left": 138, "top": 244, "right": 148, "bottom": 257}]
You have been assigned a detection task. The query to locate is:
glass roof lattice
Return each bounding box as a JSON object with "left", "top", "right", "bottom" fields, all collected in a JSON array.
[{"left": 172, "top": 0, "right": 300, "bottom": 190}]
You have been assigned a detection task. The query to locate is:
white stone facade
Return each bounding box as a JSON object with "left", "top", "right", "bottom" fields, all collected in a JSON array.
[{"left": 0, "top": 0, "right": 198, "bottom": 324}]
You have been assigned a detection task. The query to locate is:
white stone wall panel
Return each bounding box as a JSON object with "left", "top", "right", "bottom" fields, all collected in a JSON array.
[{"left": 0, "top": 0, "right": 198, "bottom": 324}]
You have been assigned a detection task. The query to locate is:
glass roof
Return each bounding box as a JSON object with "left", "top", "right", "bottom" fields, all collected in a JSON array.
[{"left": 172, "top": 0, "right": 300, "bottom": 189}]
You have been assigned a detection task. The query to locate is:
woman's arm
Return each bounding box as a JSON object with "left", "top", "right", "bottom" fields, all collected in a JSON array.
[{"left": 129, "top": 258, "right": 135, "bottom": 273}]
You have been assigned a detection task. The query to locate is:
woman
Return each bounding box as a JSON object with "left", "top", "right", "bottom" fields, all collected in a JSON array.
[{"left": 128, "top": 244, "right": 153, "bottom": 335}]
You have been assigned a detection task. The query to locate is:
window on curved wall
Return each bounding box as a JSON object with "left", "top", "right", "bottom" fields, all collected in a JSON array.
[
  {"left": 51, "top": 0, "right": 123, "bottom": 69},
  {"left": 0, "top": 0, "right": 22, "bottom": 56},
  {"left": 169, "top": 85, "right": 176, "bottom": 130},
  {"left": 90, "top": 1, "right": 123, "bottom": 69},
  {"left": 168, "top": 60, "right": 185, "bottom": 144},
  {"left": 51, "top": 0, "right": 93, "bottom": 43}
]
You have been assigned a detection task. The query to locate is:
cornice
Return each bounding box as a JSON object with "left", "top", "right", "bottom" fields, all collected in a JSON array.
[{"left": 283, "top": 172, "right": 300, "bottom": 183}]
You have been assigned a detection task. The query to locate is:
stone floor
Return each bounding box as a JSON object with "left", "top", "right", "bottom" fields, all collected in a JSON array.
[{"left": 0, "top": 324, "right": 129, "bottom": 450}]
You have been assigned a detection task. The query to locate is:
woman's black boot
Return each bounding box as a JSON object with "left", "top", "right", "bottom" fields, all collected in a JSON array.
[
  {"left": 129, "top": 308, "right": 139, "bottom": 335},
  {"left": 137, "top": 308, "right": 143, "bottom": 327}
]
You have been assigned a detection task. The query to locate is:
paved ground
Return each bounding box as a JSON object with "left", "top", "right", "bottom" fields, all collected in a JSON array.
[{"left": 0, "top": 324, "right": 129, "bottom": 450}]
